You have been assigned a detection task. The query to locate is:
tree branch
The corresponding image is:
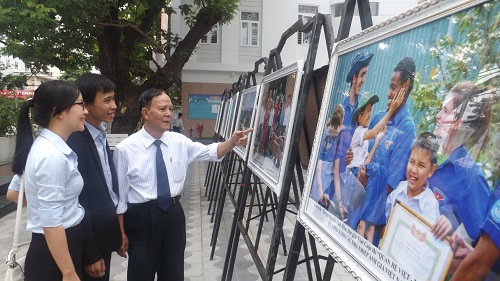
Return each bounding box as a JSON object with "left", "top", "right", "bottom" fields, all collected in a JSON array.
[
  {"left": 99, "top": 22, "right": 169, "bottom": 61},
  {"left": 141, "top": 6, "right": 222, "bottom": 90},
  {"left": 150, "top": 56, "right": 162, "bottom": 70},
  {"left": 122, "top": 3, "right": 163, "bottom": 58}
]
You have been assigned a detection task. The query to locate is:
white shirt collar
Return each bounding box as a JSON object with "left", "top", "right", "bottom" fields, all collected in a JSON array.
[
  {"left": 85, "top": 122, "right": 105, "bottom": 141},
  {"left": 139, "top": 127, "right": 179, "bottom": 149},
  {"left": 39, "top": 128, "right": 73, "bottom": 156},
  {"left": 400, "top": 181, "right": 430, "bottom": 212}
]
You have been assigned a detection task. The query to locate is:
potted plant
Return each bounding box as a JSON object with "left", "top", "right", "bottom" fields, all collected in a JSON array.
[{"left": 0, "top": 94, "right": 23, "bottom": 164}]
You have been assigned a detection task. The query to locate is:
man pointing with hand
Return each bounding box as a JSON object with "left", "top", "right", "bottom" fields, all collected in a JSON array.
[{"left": 113, "top": 88, "right": 252, "bottom": 281}]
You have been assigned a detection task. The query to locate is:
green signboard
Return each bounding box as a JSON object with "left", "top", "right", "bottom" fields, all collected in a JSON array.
[{"left": 188, "top": 94, "right": 222, "bottom": 119}]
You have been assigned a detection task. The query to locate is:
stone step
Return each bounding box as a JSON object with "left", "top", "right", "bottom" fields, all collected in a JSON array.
[
  {"left": 0, "top": 195, "right": 15, "bottom": 219},
  {"left": 0, "top": 175, "right": 14, "bottom": 219}
]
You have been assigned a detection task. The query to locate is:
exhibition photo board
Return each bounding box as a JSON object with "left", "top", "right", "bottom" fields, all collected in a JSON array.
[
  {"left": 297, "top": 0, "right": 499, "bottom": 280},
  {"left": 217, "top": 98, "right": 228, "bottom": 137},
  {"left": 247, "top": 60, "right": 305, "bottom": 196},
  {"left": 223, "top": 97, "right": 232, "bottom": 139},
  {"left": 214, "top": 96, "right": 223, "bottom": 136},
  {"left": 225, "top": 91, "right": 240, "bottom": 139},
  {"left": 220, "top": 97, "right": 231, "bottom": 139},
  {"left": 233, "top": 85, "right": 261, "bottom": 159}
]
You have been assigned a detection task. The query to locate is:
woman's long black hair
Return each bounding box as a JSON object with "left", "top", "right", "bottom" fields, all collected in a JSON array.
[{"left": 12, "top": 80, "right": 80, "bottom": 175}]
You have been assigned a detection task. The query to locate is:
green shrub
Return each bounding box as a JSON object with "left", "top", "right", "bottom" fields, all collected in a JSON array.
[{"left": 0, "top": 95, "right": 23, "bottom": 136}]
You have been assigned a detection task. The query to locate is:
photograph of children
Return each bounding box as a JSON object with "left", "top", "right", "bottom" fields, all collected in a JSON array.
[
  {"left": 248, "top": 61, "right": 303, "bottom": 194},
  {"left": 233, "top": 86, "right": 260, "bottom": 159},
  {"left": 300, "top": 1, "right": 499, "bottom": 280},
  {"left": 310, "top": 104, "right": 348, "bottom": 220}
]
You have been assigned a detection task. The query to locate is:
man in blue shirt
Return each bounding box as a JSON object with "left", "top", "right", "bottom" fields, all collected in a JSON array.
[
  {"left": 363, "top": 57, "right": 417, "bottom": 193},
  {"left": 450, "top": 182, "right": 500, "bottom": 280},
  {"left": 335, "top": 50, "right": 374, "bottom": 174},
  {"left": 353, "top": 57, "right": 417, "bottom": 236},
  {"left": 429, "top": 146, "right": 490, "bottom": 241},
  {"left": 429, "top": 82, "right": 491, "bottom": 243}
]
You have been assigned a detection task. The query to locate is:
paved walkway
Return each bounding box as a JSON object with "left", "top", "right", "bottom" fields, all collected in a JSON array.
[{"left": 0, "top": 161, "right": 355, "bottom": 280}]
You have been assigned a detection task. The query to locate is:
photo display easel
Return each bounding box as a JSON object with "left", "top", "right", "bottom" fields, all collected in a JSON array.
[
  {"left": 207, "top": 13, "right": 340, "bottom": 281},
  {"left": 297, "top": 0, "right": 498, "bottom": 280},
  {"left": 205, "top": 1, "right": 498, "bottom": 280}
]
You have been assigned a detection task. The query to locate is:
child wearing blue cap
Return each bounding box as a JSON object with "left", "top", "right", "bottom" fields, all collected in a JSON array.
[{"left": 347, "top": 89, "right": 403, "bottom": 242}]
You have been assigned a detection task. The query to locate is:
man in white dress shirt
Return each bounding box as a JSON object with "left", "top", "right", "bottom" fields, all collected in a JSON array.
[
  {"left": 113, "top": 88, "right": 251, "bottom": 281},
  {"left": 171, "top": 112, "right": 184, "bottom": 133}
]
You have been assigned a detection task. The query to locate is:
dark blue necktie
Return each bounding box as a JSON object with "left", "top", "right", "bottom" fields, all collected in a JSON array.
[{"left": 154, "top": 140, "right": 171, "bottom": 211}]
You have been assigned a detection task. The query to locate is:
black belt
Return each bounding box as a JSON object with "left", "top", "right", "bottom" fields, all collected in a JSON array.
[
  {"left": 129, "top": 195, "right": 182, "bottom": 208},
  {"left": 171, "top": 195, "right": 181, "bottom": 205}
]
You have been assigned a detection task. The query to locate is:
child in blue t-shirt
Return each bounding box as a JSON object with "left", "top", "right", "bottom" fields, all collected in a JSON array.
[
  {"left": 348, "top": 90, "right": 403, "bottom": 242},
  {"left": 314, "top": 104, "right": 344, "bottom": 206}
]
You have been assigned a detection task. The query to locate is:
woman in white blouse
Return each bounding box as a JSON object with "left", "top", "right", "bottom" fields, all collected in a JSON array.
[{"left": 11, "top": 80, "right": 88, "bottom": 281}]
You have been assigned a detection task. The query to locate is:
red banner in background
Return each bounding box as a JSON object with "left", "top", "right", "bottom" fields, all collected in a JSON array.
[{"left": 0, "top": 89, "right": 34, "bottom": 99}]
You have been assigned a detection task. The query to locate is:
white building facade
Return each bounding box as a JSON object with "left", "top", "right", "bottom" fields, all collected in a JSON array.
[
  {"left": 153, "top": 0, "right": 419, "bottom": 137},
  {"left": 0, "top": 46, "right": 61, "bottom": 91}
]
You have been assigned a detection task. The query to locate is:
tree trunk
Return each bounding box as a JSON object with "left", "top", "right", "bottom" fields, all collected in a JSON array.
[
  {"left": 112, "top": 85, "right": 143, "bottom": 134},
  {"left": 102, "top": 6, "right": 224, "bottom": 134}
]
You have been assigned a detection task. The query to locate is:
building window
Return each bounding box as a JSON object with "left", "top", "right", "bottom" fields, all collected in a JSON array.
[
  {"left": 201, "top": 24, "right": 219, "bottom": 44},
  {"left": 298, "top": 5, "right": 318, "bottom": 44},
  {"left": 241, "top": 12, "right": 259, "bottom": 46},
  {"left": 332, "top": 2, "right": 379, "bottom": 17}
]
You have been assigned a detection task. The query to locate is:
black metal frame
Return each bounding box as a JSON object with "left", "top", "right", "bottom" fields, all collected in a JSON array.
[
  {"left": 219, "top": 14, "right": 335, "bottom": 281},
  {"left": 206, "top": 3, "right": 372, "bottom": 280},
  {"left": 285, "top": 1, "right": 373, "bottom": 279},
  {"left": 208, "top": 60, "right": 269, "bottom": 259},
  {"left": 204, "top": 90, "right": 229, "bottom": 194},
  {"left": 337, "top": 0, "right": 373, "bottom": 42}
]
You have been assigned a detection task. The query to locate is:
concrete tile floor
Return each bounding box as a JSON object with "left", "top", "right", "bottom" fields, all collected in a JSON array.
[{"left": 0, "top": 161, "right": 356, "bottom": 281}]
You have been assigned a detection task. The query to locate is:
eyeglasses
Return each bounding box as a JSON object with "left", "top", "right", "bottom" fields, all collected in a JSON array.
[{"left": 73, "top": 101, "right": 85, "bottom": 110}]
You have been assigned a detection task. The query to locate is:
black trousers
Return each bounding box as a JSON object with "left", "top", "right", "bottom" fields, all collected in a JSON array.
[
  {"left": 172, "top": 126, "right": 181, "bottom": 133},
  {"left": 124, "top": 201, "right": 186, "bottom": 281},
  {"left": 25, "top": 223, "right": 83, "bottom": 281},
  {"left": 82, "top": 250, "right": 112, "bottom": 281}
]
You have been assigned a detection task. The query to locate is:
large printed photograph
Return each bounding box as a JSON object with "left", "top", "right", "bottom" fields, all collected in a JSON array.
[
  {"left": 215, "top": 97, "right": 229, "bottom": 138},
  {"left": 298, "top": 0, "right": 499, "bottom": 280},
  {"left": 222, "top": 97, "right": 232, "bottom": 139},
  {"left": 225, "top": 91, "right": 240, "bottom": 139},
  {"left": 233, "top": 85, "right": 260, "bottom": 159},
  {"left": 248, "top": 60, "right": 304, "bottom": 195}
]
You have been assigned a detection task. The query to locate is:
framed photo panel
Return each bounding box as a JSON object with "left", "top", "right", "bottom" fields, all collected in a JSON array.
[
  {"left": 214, "top": 97, "right": 223, "bottom": 135},
  {"left": 233, "top": 85, "right": 261, "bottom": 159},
  {"left": 223, "top": 97, "right": 233, "bottom": 139},
  {"left": 219, "top": 97, "right": 230, "bottom": 139},
  {"left": 247, "top": 60, "right": 304, "bottom": 195},
  {"left": 225, "top": 91, "right": 241, "bottom": 139},
  {"left": 297, "top": 0, "right": 499, "bottom": 280}
]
